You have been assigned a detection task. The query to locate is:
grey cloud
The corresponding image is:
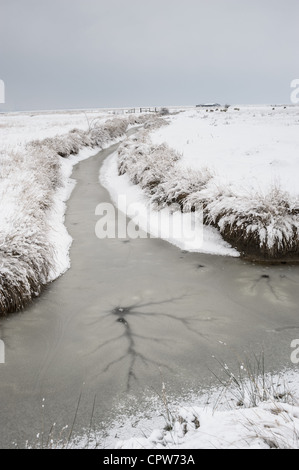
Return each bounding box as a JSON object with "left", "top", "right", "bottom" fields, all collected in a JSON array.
[{"left": 0, "top": 0, "right": 299, "bottom": 111}]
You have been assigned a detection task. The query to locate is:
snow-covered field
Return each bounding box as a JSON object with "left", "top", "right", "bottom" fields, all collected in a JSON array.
[
  {"left": 0, "top": 109, "right": 155, "bottom": 313},
  {"left": 103, "top": 105, "right": 299, "bottom": 260},
  {"left": 0, "top": 109, "right": 110, "bottom": 152},
  {"left": 151, "top": 106, "right": 299, "bottom": 198},
  {"left": 1, "top": 107, "right": 299, "bottom": 449}
]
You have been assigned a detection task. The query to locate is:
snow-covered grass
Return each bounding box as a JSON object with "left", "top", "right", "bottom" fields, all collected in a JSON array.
[
  {"left": 2, "top": 107, "right": 299, "bottom": 449},
  {"left": 101, "top": 146, "right": 236, "bottom": 256},
  {"left": 151, "top": 106, "right": 299, "bottom": 198},
  {"left": 108, "top": 363, "right": 299, "bottom": 450},
  {"left": 0, "top": 110, "right": 159, "bottom": 314},
  {"left": 112, "top": 106, "right": 299, "bottom": 260},
  {"left": 0, "top": 110, "right": 109, "bottom": 153},
  {"left": 33, "top": 361, "right": 299, "bottom": 450},
  {"left": 115, "top": 399, "right": 299, "bottom": 449}
]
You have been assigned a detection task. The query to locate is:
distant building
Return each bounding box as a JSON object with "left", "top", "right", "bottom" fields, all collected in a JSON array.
[{"left": 196, "top": 103, "right": 221, "bottom": 108}]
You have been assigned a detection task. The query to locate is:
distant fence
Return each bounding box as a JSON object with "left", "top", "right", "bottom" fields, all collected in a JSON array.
[
  {"left": 139, "top": 107, "right": 159, "bottom": 113},
  {"left": 111, "top": 107, "right": 160, "bottom": 115}
]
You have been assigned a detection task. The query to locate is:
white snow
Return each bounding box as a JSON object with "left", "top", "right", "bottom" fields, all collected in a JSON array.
[
  {"left": 65, "top": 368, "right": 299, "bottom": 450},
  {"left": 150, "top": 106, "right": 299, "bottom": 198},
  {"left": 0, "top": 110, "right": 111, "bottom": 290},
  {"left": 115, "top": 400, "right": 299, "bottom": 449},
  {"left": 0, "top": 109, "right": 109, "bottom": 153},
  {"left": 100, "top": 151, "right": 238, "bottom": 256},
  {"left": 103, "top": 106, "right": 299, "bottom": 257},
  {"left": 2, "top": 107, "right": 299, "bottom": 449},
  {"left": 0, "top": 110, "right": 154, "bottom": 311}
]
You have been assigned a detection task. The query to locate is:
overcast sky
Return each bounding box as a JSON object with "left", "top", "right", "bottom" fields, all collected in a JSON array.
[{"left": 0, "top": 0, "right": 299, "bottom": 111}]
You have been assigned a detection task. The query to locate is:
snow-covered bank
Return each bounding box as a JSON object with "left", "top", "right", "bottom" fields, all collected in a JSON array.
[
  {"left": 61, "top": 366, "right": 299, "bottom": 450},
  {"left": 112, "top": 365, "right": 299, "bottom": 450},
  {"left": 100, "top": 151, "right": 238, "bottom": 256},
  {"left": 115, "top": 400, "right": 299, "bottom": 449},
  {"left": 0, "top": 112, "right": 158, "bottom": 315},
  {"left": 107, "top": 107, "right": 299, "bottom": 261},
  {"left": 151, "top": 106, "right": 299, "bottom": 198},
  {"left": 0, "top": 109, "right": 109, "bottom": 153}
]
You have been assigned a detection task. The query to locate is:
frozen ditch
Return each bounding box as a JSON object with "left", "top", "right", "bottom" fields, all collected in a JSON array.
[{"left": 0, "top": 136, "right": 299, "bottom": 448}]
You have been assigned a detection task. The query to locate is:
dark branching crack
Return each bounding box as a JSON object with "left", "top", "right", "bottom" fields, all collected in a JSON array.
[{"left": 87, "top": 295, "right": 209, "bottom": 391}]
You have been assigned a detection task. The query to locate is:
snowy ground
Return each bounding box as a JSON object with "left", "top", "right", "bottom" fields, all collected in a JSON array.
[
  {"left": 0, "top": 109, "right": 110, "bottom": 152},
  {"left": 102, "top": 105, "right": 299, "bottom": 258},
  {"left": 100, "top": 150, "right": 238, "bottom": 256},
  {"left": 66, "top": 366, "right": 299, "bottom": 450},
  {"left": 0, "top": 109, "right": 153, "bottom": 313},
  {"left": 150, "top": 106, "right": 299, "bottom": 198},
  {"left": 2, "top": 107, "right": 299, "bottom": 449},
  {"left": 0, "top": 110, "right": 110, "bottom": 309},
  {"left": 115, "top": 384, "right": 299, "bottom": 449}
]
